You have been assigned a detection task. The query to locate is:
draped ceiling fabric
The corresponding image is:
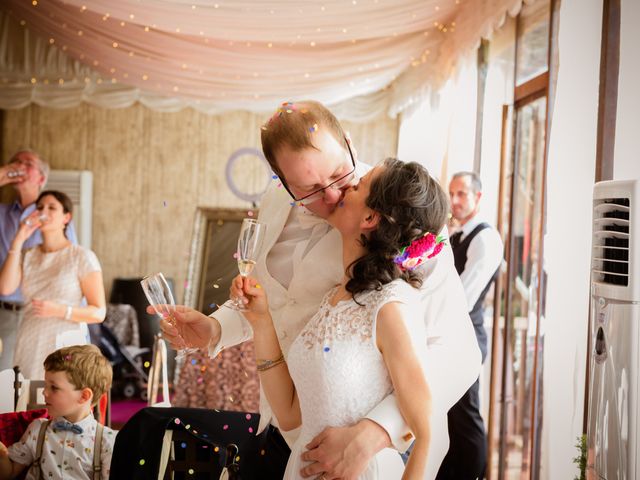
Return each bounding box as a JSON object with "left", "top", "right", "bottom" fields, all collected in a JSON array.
[{"left": 0, "top": 0, "right": 534, "bottom": 121}]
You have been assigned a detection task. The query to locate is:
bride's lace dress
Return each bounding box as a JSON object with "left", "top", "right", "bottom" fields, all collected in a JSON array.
[{"left": 284, "top": 279, "right": 421, "bottom": 479}]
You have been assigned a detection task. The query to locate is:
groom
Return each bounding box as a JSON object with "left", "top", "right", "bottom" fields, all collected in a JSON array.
[{"left": 160, "top": 100, "right": 481, "bottom": 478}]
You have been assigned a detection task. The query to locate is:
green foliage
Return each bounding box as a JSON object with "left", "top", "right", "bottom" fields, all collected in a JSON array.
[{"left": 573, "top": 434, "right": 587, "bottom": 480}]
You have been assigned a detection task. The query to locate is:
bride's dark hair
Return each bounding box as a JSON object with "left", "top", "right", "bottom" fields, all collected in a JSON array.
[{"left": 345, "top": 158, "right": 449, "bottom": 301}]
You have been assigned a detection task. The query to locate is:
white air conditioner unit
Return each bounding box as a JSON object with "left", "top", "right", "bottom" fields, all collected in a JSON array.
[
  {"left": 587, "top": 179, "right": 640, "bottom": 480},
  {"left": 45, "top": 170, "right": 93, "bottom": 249}
]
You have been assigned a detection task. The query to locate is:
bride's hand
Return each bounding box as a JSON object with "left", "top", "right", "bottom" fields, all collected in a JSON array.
[{"left": 230, "top": 275, "right": 270, "bottom": 326}]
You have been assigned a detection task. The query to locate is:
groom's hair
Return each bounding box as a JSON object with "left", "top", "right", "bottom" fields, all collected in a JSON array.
[
  {"left": 261, "top": 100, "right": 349, "bottom": 180},
  {"left": 346, "top": 158, "right": 450, "bottom": 300}
]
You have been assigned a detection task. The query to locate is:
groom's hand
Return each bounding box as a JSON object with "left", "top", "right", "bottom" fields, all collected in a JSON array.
[{"left": 300, "top": 419, "right": 391, "bottom": 479}]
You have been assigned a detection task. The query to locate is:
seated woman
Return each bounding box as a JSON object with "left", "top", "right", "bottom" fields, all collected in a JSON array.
[
  {"left": 232, "top": 158, "right": 449, "bottom": 479},
  {"left": 0, "top": 190, "right": 106, "bottom": 379}
]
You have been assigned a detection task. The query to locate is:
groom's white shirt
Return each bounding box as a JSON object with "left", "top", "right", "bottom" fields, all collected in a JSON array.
[{"left": 210, "top": 164, "right": 481, "bottom": 478}]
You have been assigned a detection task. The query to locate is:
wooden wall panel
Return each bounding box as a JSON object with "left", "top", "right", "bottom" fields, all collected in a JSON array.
[{"left": 1, "top": 104, "right": 399, "bottom": 302}]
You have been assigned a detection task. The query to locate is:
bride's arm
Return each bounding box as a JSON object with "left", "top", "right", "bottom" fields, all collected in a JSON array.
[
  {"left": 233, "top": 276, "right": 301, "bottom": 431},
  {"left": 377, "top": 302, "right": 432, "bottom": 480}
]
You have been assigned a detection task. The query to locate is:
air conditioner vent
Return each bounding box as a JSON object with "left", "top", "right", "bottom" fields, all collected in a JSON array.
[{"left": 592, "top": 197, "right": 630, "bottom": 286}]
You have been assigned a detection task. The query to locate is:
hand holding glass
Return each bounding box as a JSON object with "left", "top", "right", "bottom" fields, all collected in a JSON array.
[
  {"left": 141, "top": 272, "right": 198, "bottom": 360},
  {"left": 229, "top": 219, "right": 266, "bottom": 310}
]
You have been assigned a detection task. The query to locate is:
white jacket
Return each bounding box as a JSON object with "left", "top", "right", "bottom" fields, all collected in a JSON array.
[{"left": 211, "top": 178, "right": 481, "bottom": 477}]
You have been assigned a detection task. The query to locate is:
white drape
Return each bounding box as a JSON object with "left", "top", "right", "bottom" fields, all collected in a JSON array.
[{"left": 0, "top": 0, "right": 537, "bottom": 120}]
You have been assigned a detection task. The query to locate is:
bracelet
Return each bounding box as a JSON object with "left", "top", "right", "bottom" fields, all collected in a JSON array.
[
  {"left": 64, "top": 305, "right": 73, "bottom": 321},
  {"left": 256, "top": 353, "right": 285, "bottom": 372}
]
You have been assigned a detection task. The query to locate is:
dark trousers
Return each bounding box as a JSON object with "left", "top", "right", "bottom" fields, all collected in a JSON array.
[{"left": 436, "top": 378, "right": 487, "bottom": 480}]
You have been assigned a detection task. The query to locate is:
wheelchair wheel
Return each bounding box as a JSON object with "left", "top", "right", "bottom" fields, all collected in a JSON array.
[{"left": 122, "top": 381, "right": 137, "bottom": 399}]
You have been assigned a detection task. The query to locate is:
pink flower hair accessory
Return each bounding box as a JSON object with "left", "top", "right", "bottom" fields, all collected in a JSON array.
[{"left": 393, "top": 232, "right": 446, "bottom": 271}]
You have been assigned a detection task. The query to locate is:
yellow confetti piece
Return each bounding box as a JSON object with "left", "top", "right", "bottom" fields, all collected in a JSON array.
[
  {"left": 144, "top": 361, "right": 150, "bottom": 368},
  {"left": 139, "top": 459, "right": 145, "bottom": 466},
  {"left": 255, "top": 284, "right": 262, "bottom": 289}
]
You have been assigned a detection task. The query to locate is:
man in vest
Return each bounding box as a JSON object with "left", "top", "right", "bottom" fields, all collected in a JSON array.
[{"left": 437, "top": 171, "right": 503, "bottom": 480}]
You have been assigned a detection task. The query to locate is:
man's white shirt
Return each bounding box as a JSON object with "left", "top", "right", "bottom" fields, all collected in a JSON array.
[{"left": 452, "top": 216, "right": 504, "bottom": 310}]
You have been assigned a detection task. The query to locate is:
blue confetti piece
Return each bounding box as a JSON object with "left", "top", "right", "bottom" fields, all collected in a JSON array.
[
  {"left": 181, "top": 442, "right": 187, "bottom": 449},
  {"left": 289, "top": 202, "right": 295, "bottom": 206},
  {"left": 209, "top": 303, "right": 217, "bottom": 309},
  {"left": 191, "top": 359, "right": 197, "bottom": 365},
  {"left": 323, "top": 346, "right": 330, "bottom": 352},
  {"left": 272, "top": 174, "right": 278, "bottom": 179}
]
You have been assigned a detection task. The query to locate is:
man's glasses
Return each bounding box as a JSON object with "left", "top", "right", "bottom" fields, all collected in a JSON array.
[{"left": 281, "top": 138, "right": 357, "bottom": 205}]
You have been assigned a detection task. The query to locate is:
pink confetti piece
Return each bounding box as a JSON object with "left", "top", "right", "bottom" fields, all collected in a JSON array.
[
  {"left": 223, "top": 424, "right": 229, "bottom": 430},
  {"left": 247, "top": 210, "right": 254, "bottom": 217},
  {"left": 248, "top": 427, "right": 253, "bottom": 433},
  {"left": 245, "top": 413, "right": 252, "bottom": 420},
  {"left": 233, "top": 252, "right": 239, "bottom": 259}
]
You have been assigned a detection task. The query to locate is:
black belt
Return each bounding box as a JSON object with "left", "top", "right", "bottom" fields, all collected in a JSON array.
[{"left": 0, "top": 301, "right": 23, "bottom": 312}]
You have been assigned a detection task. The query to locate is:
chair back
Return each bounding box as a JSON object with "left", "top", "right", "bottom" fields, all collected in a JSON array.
[{"left": 0, "top": 368, "right": 16, "bottom": 413}]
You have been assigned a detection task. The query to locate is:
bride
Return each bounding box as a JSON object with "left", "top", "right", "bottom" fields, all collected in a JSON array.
[{"left": 232, "top": 158, "right": 449, "bottom": 479}]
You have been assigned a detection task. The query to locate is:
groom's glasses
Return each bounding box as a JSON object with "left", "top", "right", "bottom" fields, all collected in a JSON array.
[{"left": 281, "top": 137, "right": 357, "bottom": 205}]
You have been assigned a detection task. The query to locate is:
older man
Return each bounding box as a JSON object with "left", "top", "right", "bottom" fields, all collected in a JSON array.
[{"left": 0, "top": 150, "right": 77, "bottom": 370}]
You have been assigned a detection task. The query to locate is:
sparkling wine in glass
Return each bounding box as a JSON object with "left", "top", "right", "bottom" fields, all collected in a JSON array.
[
  {"left": 230, "top": 218, "right": 266, "bottom": 310},
  {"left": 141, "top": 272, "right": 198, "bottom": 360}
]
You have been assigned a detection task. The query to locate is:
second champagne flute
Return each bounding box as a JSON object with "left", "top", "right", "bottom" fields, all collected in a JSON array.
[
  {"left": 141, "top": 272, "right": 198, "bottom": 360},
  {"left": 229, "top": 218, "right": 266, "bottom": 310}
]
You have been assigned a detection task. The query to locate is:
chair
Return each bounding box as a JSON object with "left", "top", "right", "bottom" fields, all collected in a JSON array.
[{"left": 12, "top": 366, "right": 46, "bottom": 412}]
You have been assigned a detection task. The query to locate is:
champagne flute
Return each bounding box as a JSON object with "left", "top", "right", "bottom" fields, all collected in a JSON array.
[
  {"left": 141, "top": 272, "right": 198, "bottom": 360},
  {"left": 229, "top": 218, "right": 266, "bottom": 310}
]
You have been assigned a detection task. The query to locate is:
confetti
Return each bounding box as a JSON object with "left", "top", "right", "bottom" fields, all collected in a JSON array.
[
  {"left": 248, "top": 427, "right": 253, "bottom": 433},
  {"left": 255, "top": 284, "right": 262, "bottom": 289},
  {"left": 223, "top": 424, "right": 229, "bottom": 430},
  {"left": 144, "top": 361, "right": 150, "bottom": 368},
  {"left": 197, "top": 377, "right": 203, "bottom": 384},
  {"left": 174, "top": 419, "right": 180, "bottom": 424},
  {"left": 309, "top": 123, "right": 318, "bottom": 132},
  {"left": 289, "top": 202, "right": 295, "bottom": 206},
  {"left": 323, "top": 346, "right": 330, "bottom": 352},
  {"left": 277, "top": 182, "right": 282, "bottom": 188},
  {"left": 245, "top": 413, "right": 252, "bottom": 420},
  {"left": 200, "top": 365, "right": 207, "bottom": 372},
  {"left": 191, "top": 359, "right": 197, "bottom": 365},
  {"left": 228, "top": 396, "right": 234, "bottom": 403},
  {"left": 233, "top": 252, "right": 239, "bottom": 259},
  {"left": 188, "top": 468, "right": 194, "bottom": 475},
  {"left": 209, "top": 303, "right": 217, "bottom": 309},
  {"left": 213, "top": 283, "right": 219, "bottom": 289},
  {"left": 184, "top": 280, "right": 189, "bottom": 289},
  {"left": 247, "top": 210, "right": 254, "bottom": 217},
  {"left": 181, "top": 442, "right": 187, "bottom": 449},
  {"left": 272, "top": 175, "right": 278, "bottom": 180},
  {"left": 139, "top": 459, "right": 145, "bottom": 466}
]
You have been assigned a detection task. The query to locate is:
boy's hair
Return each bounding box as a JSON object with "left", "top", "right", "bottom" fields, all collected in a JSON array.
[
  {"left": 44, "top": 345, "right": 112, "bottom": 406},
  {"left": 261, "top": 100, "right": 349, "bottom": 180}
]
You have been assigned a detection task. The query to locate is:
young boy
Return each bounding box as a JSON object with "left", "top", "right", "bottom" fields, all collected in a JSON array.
[{"left": 0, "top": 345, "right": 117, "bottom": 480}]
